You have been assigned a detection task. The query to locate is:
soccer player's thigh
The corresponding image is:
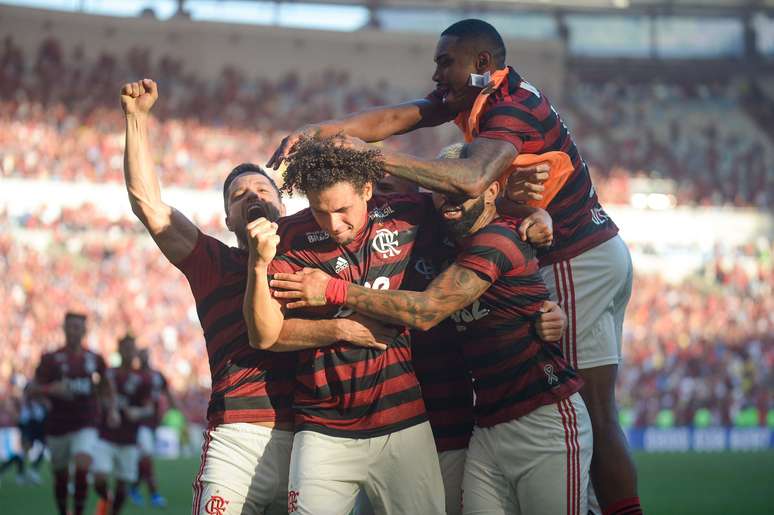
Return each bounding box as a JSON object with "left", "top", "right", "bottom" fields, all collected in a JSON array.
[
  {"left": 137, "top": 426, "right": 155, "bottom": 456},
  {"left": 115, "top": 445, "right": 140, "bottom": 483},
  {"left": 461, "top": 426, "right": 517, "bottom": 515},
  {"left": 90, "top": 439, "right": 115, "bottom": 478},
  {"left": 47, "top": 433, "right": 73, "bottom": 471},
  {"left": 364, "top": 422, "right": 445, "bottom": 515},
  {"left": 70, "top": 427, "right": 98, "bottom": 467},
  {"left": 541, "top": 235, "right": 632, "bottom": 369},
  {"left": 439, "top": 448, "right": 467, "bottom": 515},
  {"left": 288, "top": 430, "right": 364, "bottom": 515},
  {"left": 193, "top": 424, "right": 292, "bottom": 515},
  {"left": 514, "top": 394, "right": 593, "bottom": 515}
]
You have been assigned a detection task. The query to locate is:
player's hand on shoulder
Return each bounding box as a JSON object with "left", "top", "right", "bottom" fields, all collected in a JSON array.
[
  {"left": 246, "top": 217, "right": 280, "bottom": 265},
  {"left": 120, "top": 78, "right": 158, "bottom": 116},
  {"left": 519, "top": 208, "right": 553, "bottom": 247},
  {"left": 338, "top": 314, "right": 397, "bottom": 351},
  {"left": 536, "top": 301, "right": 566, "bottom": 342},
  {"left": 271, "top": 267, "right": 332, "bottom": 309},
  {"left": 267, "top": 125, "right": 321, "bottom": 170},
  {"left": 506, "top": 162, "right": 549, "bottom": 203}
]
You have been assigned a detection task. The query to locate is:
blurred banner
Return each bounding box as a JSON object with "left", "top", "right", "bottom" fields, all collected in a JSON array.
[{"left": 624, "top": 428, "right": 774, "bottom": 452}]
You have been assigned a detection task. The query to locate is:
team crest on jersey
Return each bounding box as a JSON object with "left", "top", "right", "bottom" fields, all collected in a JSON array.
[
  {"left": 372, "top": 229, "right": 401, "bottom": 259},
  {"left": 369, "top": 203, "right": 395, "bottom": 221},
  {"left": 334, "top": 256, "right": 350, "bottom": 274},
  {"left": 414, "top": 258, "right": 435, "bottom": 280},
  {"left": 306, "top": 230, "right": 330, "bottom": 244}
]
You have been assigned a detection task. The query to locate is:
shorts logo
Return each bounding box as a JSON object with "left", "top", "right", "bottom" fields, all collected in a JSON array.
[
  {"left": 204, "top": 495, "right": 229, "bottom": 515},
  {"left": 372, "top": 229, "right": 400, "bottom": 259},
  {"left": 288, "top": 490, "right": 300, "bottom": 513},
  {"left": 414, "top": 258, "right": 435, "bottom": 280},
  {"left": 544, "top": 364, "right": 559, "bottom": 386}
]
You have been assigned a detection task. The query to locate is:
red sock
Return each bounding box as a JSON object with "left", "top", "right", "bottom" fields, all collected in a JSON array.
[
  {"left": 54, "top": 470, "right": 69, "bottom": 515},
  {"left": 73, "top": 468, "right": 89, "bottom": 515},
  {"left": 602, "top": 496, "right": 643, "bottom": 515},
  {"left": 112, "top": 480, "right": 128, "bottom": 514}
]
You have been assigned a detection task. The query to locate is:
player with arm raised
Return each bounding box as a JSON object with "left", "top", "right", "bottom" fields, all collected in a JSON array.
[
  {"left": 270, "top": 18, "right": 637, "bottom": 515},
  {"left": 120, "top": 79, "right": 393, "bottom": 515}
]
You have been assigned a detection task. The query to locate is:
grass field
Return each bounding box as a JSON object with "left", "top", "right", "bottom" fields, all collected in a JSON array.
[{"left": 1, "top": 452, "right": 772, "bottom": 514}]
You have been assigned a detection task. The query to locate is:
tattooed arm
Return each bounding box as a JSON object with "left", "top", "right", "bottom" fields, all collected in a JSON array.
[{"left": 271, "top": 264, "right": 491, "bottom": 332}]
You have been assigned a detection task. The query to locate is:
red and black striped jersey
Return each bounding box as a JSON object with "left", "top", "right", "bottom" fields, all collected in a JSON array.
[
  {"left": 404, "top": 221, "right": 474, "bottom": 452},
  {"left": 175, "top": 232, "right": 296, "bottom": 427},
  {"left": 449, "top": 67, "right": 618, "bottom": 267},
  {"left": 34, "top": 347, "right": 106, "bottom": 436},
  {"left": 99, "top": 367, "right": 152, "bottom": 445},
  {"left": 450, "top": 217, "right": 582, "bottom": 427},
  {"left": 272, "top": 192, "right": 433, "bottom": 438}
]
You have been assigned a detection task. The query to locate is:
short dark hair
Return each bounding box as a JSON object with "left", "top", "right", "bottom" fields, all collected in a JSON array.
[
  {"left": 64, "top": 312, "right": 87, "bottom": 322},
  {"left": 222, "top": 163, "right": 282, "bottom": 209},
  {"left": 441, "top": 19, "right": 506, "bottom": 68},
  {"left": 281, "top": 137, "right": 385, "bottom": 196}
]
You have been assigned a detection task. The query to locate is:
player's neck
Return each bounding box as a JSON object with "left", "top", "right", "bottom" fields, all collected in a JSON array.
[
  {"left": 65, "top": 342, "right": 83, "bottom": 353},
  {"left": 467, "top": 206, "right": 498, "bottom": 237}
]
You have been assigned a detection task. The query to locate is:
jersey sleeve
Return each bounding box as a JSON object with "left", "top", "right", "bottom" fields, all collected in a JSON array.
[
  {"left": 454, "top": 225, "right": 527, "bottom": 283},
  {"left": 476, "top": 99, "right": 543, "bottom": 154},
  {"left": 173, "top": 230, "right": 223, "bottom": 299}
]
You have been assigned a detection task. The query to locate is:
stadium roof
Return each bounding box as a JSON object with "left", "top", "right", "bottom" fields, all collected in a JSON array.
[{"left": 262, "top": 0, "right": 774, "bottom": 15}]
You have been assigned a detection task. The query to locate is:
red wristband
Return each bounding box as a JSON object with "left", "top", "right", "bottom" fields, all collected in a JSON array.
[{"left": 325, "top": 278, "right": 349, "bottom": 305}]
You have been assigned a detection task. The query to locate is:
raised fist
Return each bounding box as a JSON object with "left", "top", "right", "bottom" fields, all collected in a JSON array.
[
  {"left": 120, "top": 78, "right": 158, "bottom": 116},
  {"left": 246, "top": 217, "right": 280, "bottom": 265}
]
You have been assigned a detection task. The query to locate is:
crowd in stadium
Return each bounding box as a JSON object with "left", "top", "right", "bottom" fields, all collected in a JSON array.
[
  {"left": 2, "top": 36, "right": 772, "bottom": 207},
  {"left": 2, "top": 202, "right": 771, "bottom": 429}
]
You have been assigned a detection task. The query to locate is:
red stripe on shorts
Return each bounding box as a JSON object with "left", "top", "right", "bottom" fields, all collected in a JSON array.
[
  {"left": 558, "top": 399, "right": 574, "bottom": 515},
  {"left": 567, "top": 397, "right": 581, "bottom": 515},
  {"left": 192, "top": 429, "right": 212, "bottom": 515},
  {"left": 566, "top": 261, "right": 578, "bottom": 368}
]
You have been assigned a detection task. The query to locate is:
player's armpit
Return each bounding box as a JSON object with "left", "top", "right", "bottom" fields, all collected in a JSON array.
[
  {"left": 144, "top": 207, "right": 199, "bottom": 265},
  {"left": 344, "top": 263, "right": 492, "bottom": 332}
]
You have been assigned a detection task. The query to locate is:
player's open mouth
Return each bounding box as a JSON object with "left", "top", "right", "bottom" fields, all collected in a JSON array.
[
  {"left": 245, "top": 201, "right": 268, "bottom": 221},
  {"left": 441, "top": 206, "right": 463, "bottom": 220}
]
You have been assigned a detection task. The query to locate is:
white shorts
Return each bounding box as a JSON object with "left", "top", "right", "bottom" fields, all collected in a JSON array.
[
  {"left": 192, "top": 423, "right": 292, "bottom": 515},
  {"left": 137, "top": 426, "right": 155, "bottom": 456},
  {"left": 353, "top": 447, "right": 466, "bottom": 515},
  {"left": 462, "top": 393, "right": 593, "bottom": 515},
  {"left": 540, "top": 235, "right": 633, "bottom": 369},
  {"left": 288, "top": 422, "right": 445, "bottom": 515},
  {"left": 47, "top": 427, "right": 99, "bottom": 470},
  {"left": 91, "top": 439, "right": 140, "bottom": 482}
]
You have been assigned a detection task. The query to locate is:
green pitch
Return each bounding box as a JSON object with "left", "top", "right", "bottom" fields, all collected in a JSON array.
[{"left": 1, "top": 452, "right": 772, "bottom": 514}]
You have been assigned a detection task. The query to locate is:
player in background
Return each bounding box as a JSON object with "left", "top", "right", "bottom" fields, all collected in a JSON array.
[
  {"left": 0, "top": 382, "right": 47, "bottom": 486},
  {"left": 93, "top": 335, "right": 154, "bottom": 515},
  {"left": 121, "top": 79, "right": 392, "bottom": 515},
  {"left": 28, "top": 312, "right": 116, "bottom": 515},
  {"left": 269, "top": 18, "right": 638, "bottom": 515},
  {"left": 271, "top": 172, "right": 588, "bottom": 514},
  {"left": 129, "top": 347, "right": 177, "bottom": 508}
]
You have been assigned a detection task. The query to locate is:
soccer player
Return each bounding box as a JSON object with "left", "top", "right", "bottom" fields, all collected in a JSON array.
[
  {"left": 130, "top": 347, "right": 175, "bottom": 508},
  {"left": 28, "top": 312, "right": 114, "bottom": 515},
  {"left": 93, "top": 335, "right": 153, "bottom": 515},
  {"left": 244, "top": 137, "right": 446, "bottom": 515},
  {"left": 269, "top": 18, "right": 638, "bottom": 515},
  {"left": 271, "top": 174, "right": 590, "bottom": 514},
  {"left": 121, "top": 79, "right": 392, "bottom": 515}
]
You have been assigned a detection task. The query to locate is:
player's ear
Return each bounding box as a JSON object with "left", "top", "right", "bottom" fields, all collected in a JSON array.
[
  {"left": 484, "top": 180, "right": 500, "bottom": 205},
  {"left": 362, "top": 182, "right": 374, "bottom": 202},
  {"left": 477, "top": 51, "right": 491, "bottom": 73}
]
